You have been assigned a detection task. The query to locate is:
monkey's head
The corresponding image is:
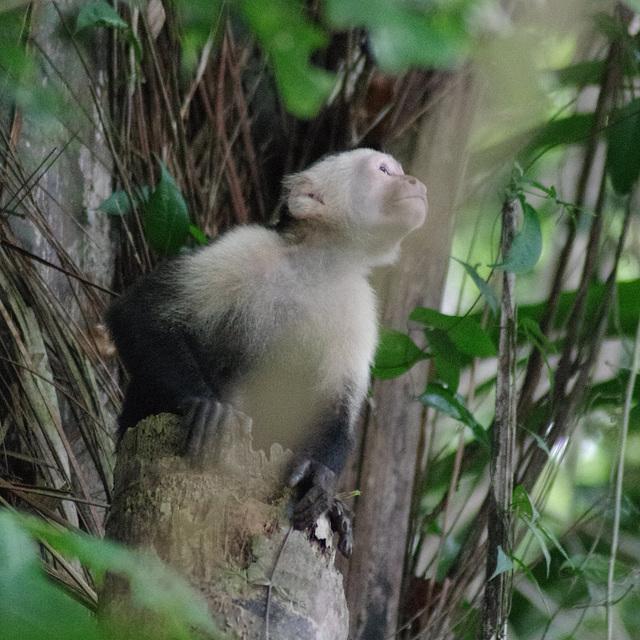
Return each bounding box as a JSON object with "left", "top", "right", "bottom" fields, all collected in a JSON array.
[{"left": 284, "top": 149, "right": 427, "bottom": 264}]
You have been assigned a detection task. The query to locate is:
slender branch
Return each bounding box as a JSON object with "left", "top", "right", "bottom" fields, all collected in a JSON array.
[{"left": 482, "top": 199, "right": 517, "bottom": 640}]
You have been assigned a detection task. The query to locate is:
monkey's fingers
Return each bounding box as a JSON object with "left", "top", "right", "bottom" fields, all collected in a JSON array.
[
  {"left": 329, "top": 499, "right": 353, "bottom": 559},
  {"left": 182, "top": 398, "right": 229, "bottom": 467},
  {"left": 292, "top": 485, "right": 332, "bottom": 531}
]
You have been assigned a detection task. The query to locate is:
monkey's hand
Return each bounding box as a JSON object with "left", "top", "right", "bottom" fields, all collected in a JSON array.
[
  {"left": 182, "top": 397, "right": 232, "bottom": 467},
  {"left": 289, "top": 459, "right": 354, "bottom": 558}
]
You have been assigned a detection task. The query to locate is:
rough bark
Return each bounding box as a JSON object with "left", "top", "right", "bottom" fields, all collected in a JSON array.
[
  {"left": 481, "top": 200, "right": 516, "bottom": 640},
  {"left": 102, "top": 411, "right": 349, "bottom": 640},
  {"left": 344, "top": 73, "right": 477, "bottom": 640}
]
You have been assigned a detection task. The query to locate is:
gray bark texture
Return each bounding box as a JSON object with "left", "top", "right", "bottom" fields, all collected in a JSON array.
[
  {"left": 344, "top": 73, "right": 477, "bottom": 640},
  {"left": 102, "top": 411, "right": 349, "bottom": 640}
]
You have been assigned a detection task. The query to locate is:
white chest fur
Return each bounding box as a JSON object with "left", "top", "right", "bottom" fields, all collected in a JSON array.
[{"left": 181, "top": 226, "right": 379, "bottom": 452}]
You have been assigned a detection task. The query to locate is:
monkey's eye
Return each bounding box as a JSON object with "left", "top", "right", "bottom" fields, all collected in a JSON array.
[{"left": 379, "top": 164, "right": 390, "bottom": 175}]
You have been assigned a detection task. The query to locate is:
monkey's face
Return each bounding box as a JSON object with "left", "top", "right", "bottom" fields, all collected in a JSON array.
[
  {"left": 285, "top": 149, "right": 426, "bottom": 261},
  {"left": 348, "top": 151, "right": 427, "bottom": 260},
  {"left": 355, "top": 152, "right": 427, "bottom": 231}
]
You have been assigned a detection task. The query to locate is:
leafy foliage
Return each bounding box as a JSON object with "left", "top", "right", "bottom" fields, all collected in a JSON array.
[
  {"left": 0, "top": 511, "right": 221, "bottom": 640},
  {"left": 489, "top": 202, "right": 542, "bottom": 274},
  {"left": 3, "top": 1, "right": 640, "bottom": 640},
  {"left": 143, "top": 160, "right": 191, "bottom": 255}
]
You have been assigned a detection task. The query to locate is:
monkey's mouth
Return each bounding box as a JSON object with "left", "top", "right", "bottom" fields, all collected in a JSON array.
[{"left": 395, "top": 195, "right": 427, "bottom": 204}]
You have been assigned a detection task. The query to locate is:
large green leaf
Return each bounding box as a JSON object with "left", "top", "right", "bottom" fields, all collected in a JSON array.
[
  {"left": 490, "top": 202, "right": 542, "bottom": 274},
  {"left": 75, "top": 1, "right": 128, "bottom": 33},
  {"left": 97, "top": 187, "right": 149, "bottom": 216},
  {"left": 552, "top": 60, "right": 605, "bottom": 87},
  {"left": 12, "top": 512, "right": 218, "bottom": 637},
  {"left": 525, "top": 113, "right": 595, "bottom": 155},
  {"left": 371, "top": 327, "right": 428, "bottom": 379},
  {"left": 410, "top": 307, "right": 498, "bottom": 358},
  {"left": 240, "top": 0, "right": 336, "bottom": 118},
  {"left": 326, "top": 0, "right": 470, "bottom": 71},
  {"left": 0, "top": 513, "right": 97, "bottom": 640},
  {"left": 605, "top": 97, "right": 640, "bottom": 195},
  {"left": 427, "top": 328, "right": 462, "bottom": 391},
  {"left": 144, "top": 161, "right": 191, "bottom": 255}
]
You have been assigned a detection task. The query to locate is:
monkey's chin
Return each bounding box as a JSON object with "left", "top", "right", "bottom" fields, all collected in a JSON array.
[{"left": 395, "top": 198, "right": 427, "bottom": 231}]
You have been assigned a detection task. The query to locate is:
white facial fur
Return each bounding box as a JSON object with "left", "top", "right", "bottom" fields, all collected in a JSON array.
[{"left": 285, "top": 148, "right": 427, "bottom": 263}]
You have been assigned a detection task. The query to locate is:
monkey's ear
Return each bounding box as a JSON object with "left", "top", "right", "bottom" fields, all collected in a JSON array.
[{"left": 287, "top": 176, "right": 326, "bottom": 219}]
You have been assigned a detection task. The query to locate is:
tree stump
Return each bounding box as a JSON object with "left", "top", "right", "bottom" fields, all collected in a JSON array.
[{"left": 102, "top": 411, "right": 349, "bottom": 640}]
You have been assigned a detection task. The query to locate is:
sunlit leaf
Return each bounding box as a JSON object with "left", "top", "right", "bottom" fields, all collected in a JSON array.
[
  {"left": 453, "top": 258, "right": 499, "bottom": 317},
  {"left": 144, "top": 160, "right": 191, "bottom": 255},
  {"left": 189, "top": 225, "right": 208, "bottom": 245},
  {"left": 488, "top": 545, "right": 513, "bottom": 581},
  {"left": 371, "top": 328, "right": 427, "bottom": 379},
  {"left": 418, "top": 382, "right": 489, "bottom": 446},
  {"left": 75, "top": 1, "right": 128, "bottom": 33},
  {"left": 605, "top": 97, "right": 640, "bottom": 195},
  {"left": 490, "top": 202, "right": 542, "bottom": 274}
]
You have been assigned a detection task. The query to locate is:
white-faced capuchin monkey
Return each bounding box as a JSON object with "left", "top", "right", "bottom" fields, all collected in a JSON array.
[{"left": 106, "top": 148, "right": 427, "bottom": 557}]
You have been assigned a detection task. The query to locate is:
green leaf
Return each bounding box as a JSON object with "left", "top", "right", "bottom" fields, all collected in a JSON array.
[
  {"left": 0, "top": 512, "right": 98, "bottom": 640},
  {"left": 15, "top": 512, "right": 218, "bottom": 636},
  {"left": 526, "top": 113, "right": 595, "bottom": 154},
  {"left": 427, "top": 328, "right": 462, "bottom": 391},
  {"left": 189, "top": 225, "right": 208, "bottom": 245},
  {"left": 519, "top": 316, "right": 555, "bottom": 396},
  {"left": 564, "top": 553, "right": 631, "bottom": 585},
  {"left": 605, "top": 97, "right": 640, "bottom": 195},
  {"left": 411, "top": 307, "right": 497, "bottom": 358},
  {"left": 453, "top": 258, "right": 499, "bottom": 317},
  {"left": 488, "top": 545, "right": 513, "bottom": 581},
  {"left": 97, "top": 187, "right": 149, "bottom": 216},
  {"left": 538, "top": 523, "right": 572, "bottom": 567},
  {"left": 75, "top": 1, "right": 128, "bottom": 33},
  {"left": 552, "top": 60, "right": 605, "bottom": 87},
  {"left": 524, "top": 429, "right": 551, "bottom": 457},
  {"left": 513, "top": 485, "right": 539, "bottom": 522},
  {"left": 371, "top": 328, "right": 427, "bottom": 379},
  {"left": 522, "top": 516, "right": 552, "bottom": 577},
  {"left": 144, "top": 160, "right": 191, "bottom": 255},
  {"left": 326, "top": 0, "right": 469, "bottom": 71},
  {"left": 239, "top": 0, "right": 336, "bottom": 119},
  {"left": 490, "top": 202, "right": 542, "bottom": 274},
  {"left": 418, "top": 382, "right": 489, "bottom": 446}
]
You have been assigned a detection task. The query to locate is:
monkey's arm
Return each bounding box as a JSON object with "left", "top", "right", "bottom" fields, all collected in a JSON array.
[
  {"left": 106, "top": 274, "right": 221, "bottom": 437},
  {"left": 289, "top": 395, "right": 356, "bottom": 557}
]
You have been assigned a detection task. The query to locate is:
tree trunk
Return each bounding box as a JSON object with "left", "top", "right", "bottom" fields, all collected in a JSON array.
[
  {"left": 344, "top": 73, "right": 477, "bottom": 639},
  {"left": 102, "top": 411, "right": 349, "bottom": 640}
]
